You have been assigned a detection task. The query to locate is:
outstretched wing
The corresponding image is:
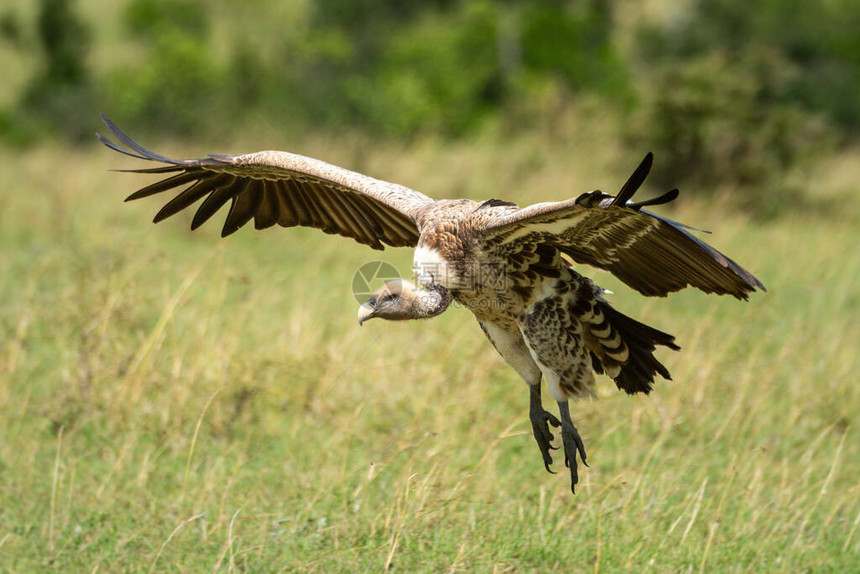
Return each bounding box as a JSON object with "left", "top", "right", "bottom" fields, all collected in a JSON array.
[
  {"left": 97, "top": 115, "right": 434, "bottom": 249},
  {"left": 480, "top": 153, "right": 766, "bottom": 299}
]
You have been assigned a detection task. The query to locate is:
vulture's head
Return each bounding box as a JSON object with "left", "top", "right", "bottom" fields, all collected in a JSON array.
[{"left": 357, "top": 279, "right": 450, "bottom": 325}]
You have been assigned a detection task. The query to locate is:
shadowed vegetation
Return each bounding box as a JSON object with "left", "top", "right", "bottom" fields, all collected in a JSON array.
[{"left": 1, "top": 0, "right": 859, "bottom": 213}]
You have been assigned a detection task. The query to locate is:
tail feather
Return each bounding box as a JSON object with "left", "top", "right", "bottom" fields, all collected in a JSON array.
[{"left": 598, "top": 302, "right": 679, "bottom": 395}]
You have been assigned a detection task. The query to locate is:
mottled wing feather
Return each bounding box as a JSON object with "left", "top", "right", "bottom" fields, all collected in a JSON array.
[
  {"left": 98, "top": 115, "right": 434, "bottom": 248},
  {"left": 481, "top": 172, "right": 765, "bottom": 300}
]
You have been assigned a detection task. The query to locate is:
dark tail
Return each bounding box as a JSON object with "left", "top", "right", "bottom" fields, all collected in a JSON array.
[{"left": 595, "top": 302, "right": 680, "bottom": 395}]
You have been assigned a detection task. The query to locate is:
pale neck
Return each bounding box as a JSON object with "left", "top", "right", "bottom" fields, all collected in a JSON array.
[{"left": 412, "top": 283, "right": 452, "bottom": 319}]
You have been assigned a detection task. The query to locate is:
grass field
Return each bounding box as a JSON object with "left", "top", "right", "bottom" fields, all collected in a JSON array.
[{"left": 0, "top": 132, "right": 858, "bottom": 572}]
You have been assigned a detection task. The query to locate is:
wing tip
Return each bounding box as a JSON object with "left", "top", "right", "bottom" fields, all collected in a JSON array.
[
  {"left": 612, "top": 152, "right": 655, "bottom": 207},
  {"left": 628, "top": 188, "right": 679, "bottom": 211},
  {"left": 749, "top": 276, "right": 767, "bottom": 293},
  {"left": 220, "top": 219, "right": 245, "bottom": 238},
  {"left": 152, "top": 208, "right": 170, "bottom": 224},
  {"left": 97, "top": 113, "right": 190, "bottom": 165}
]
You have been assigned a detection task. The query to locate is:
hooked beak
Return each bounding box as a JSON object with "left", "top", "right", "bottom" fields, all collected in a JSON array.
[{"left": 357, "top": 301, "right": 376, "bottom": 326}]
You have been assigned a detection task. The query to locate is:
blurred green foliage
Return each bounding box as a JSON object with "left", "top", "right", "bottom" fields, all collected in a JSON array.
[
  {"left": 105, "top": 0, "right": 224, "bottom": 136},
  {"left": 636, "top": 0, "right": 860, "bottom": 129},
  {"left": 0, "top": 0, "right": 857, "bottom": 211},
  {"left": 1, "top": 0, "right": 94, "bottom": 143},
  {"left": 628, "top": 0, "right": 855, "bottom": 214},
  {"left": 628, "top": 49, "right": 829, "bottom": 217}
]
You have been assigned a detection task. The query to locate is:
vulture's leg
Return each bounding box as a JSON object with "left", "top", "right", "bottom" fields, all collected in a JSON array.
[
  {"left": 529, "top": 382, "right": 561, "bottom": 472},
  {"left": 557, "top": 400, "right": 588, "bottom": 493}
]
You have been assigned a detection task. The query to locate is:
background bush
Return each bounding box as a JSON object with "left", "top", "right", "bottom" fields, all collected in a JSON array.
[{"left": 0, "top": 0, "right": 857, "bottom": 212}]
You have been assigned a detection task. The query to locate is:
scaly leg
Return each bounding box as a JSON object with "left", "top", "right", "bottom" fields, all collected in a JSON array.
[
  {"left": 557, "top": 400, "right": 588, "bottom": 493},
  {"left": 529, "top": 382, "right": 561, "bottom": 472}
]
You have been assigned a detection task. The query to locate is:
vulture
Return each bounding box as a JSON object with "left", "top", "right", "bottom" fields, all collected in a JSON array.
[{"left": 98, "top": 114, "right": 765, "bottom": 493}]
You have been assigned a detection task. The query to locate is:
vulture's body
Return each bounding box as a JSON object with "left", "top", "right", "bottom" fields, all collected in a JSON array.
[{"left": 98, "top": 115, "right": 765, "bottom": 492}]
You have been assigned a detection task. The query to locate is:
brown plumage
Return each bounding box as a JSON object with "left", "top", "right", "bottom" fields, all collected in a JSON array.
[{"left": 99, "top": 115, "right": 765, "bottom": 493}]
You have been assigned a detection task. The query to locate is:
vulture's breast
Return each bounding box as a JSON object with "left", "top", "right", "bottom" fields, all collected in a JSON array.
[{"left": 413, "top": 200, "right": 480, "bottom": 292}]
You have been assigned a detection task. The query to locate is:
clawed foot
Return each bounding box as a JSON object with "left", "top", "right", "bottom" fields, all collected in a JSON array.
[
  {"left": 561, "top": 418, "right": 588, "bottom": 493},
  {"left": 530, "top": 404, "right": 561, "bottom": 472},
  {"left": 529, "top": 384, "right": 561, "bottom": 472},
  {"left": 528, "top": 388, "right": 589, "bottom": 492}
]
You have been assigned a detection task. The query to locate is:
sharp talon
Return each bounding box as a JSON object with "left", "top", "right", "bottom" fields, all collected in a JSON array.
[
  {"left": 530, "top": 390, "right": 569, "bottom": 479},
  {"left": 555, "top": 402, "right": 589, "bottom": 493}
]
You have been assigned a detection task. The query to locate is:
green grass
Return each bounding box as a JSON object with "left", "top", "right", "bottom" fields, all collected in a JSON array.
[{"left": 0, "top": 136, "right": 858, "bottom": 572}]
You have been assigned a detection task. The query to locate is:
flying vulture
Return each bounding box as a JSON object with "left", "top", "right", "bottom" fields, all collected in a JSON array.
[{"left": 98, "top": 115, "right": 765, "bottom": 493}]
